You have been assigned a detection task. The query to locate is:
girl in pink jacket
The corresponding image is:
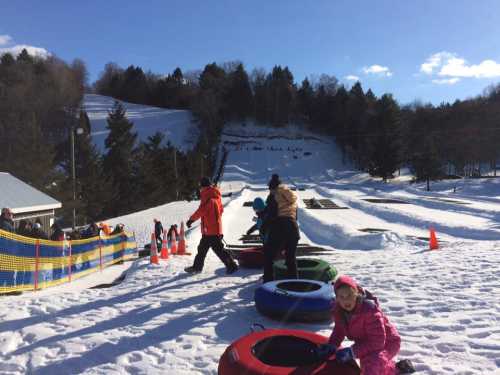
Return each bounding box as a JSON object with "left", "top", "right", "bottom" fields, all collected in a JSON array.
[{"left": 322, "top": 275, "right": 415, "bottom": 375}]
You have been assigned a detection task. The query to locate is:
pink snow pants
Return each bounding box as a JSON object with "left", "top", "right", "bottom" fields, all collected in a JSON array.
[{"left": 360, "top": 335, "right": 401, "bottom": 375}]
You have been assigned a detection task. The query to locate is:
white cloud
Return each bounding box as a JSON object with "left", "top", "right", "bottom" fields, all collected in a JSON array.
[
  {"left": 420, "top": 52, "right": 455, "bottom": 74},
  {"left": 431, "top": 78, "right": 460, "bottom": 85},
  {"left": 421, "top": 52, "right": 500, "bottom": 80},
  {"left": 345, "top": 75, "right": 360, "bottom": 81},
  {"left": 0, "top": 44, "right": 51, "bottom": 59},
  {"left": 0, "top": 34, "right": 12, "bottom": 46},
  {"left": 362, "top": 65, "right": 392, "bottom": 77}
]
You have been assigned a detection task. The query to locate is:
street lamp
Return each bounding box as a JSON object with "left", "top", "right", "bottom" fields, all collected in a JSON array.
[{"left": 70, "top": 126, "right": 84, "bottom": 230}]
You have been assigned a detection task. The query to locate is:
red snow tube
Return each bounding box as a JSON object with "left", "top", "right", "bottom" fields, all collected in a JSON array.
[
  {"left": 238, "top": 247, "right": 285, "bottom": 269},
  {"left": 218, "top": 329, "right": 360, "bottom": 375}
]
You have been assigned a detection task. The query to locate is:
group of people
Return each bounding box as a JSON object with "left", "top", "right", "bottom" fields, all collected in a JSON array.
[
  {"left": 0, "top": 207, "right": 65, "bottom": 241},
  {"left": 180, "top": 175, "right": 414, "bottom": 374},
  {"left": 182, "top": 173, "right": 300, "bottom": 280},
  {"left": 153, "top": 219, "right": 179, "bottom": 250},
  {"left": 0, "top": 207, "right": 125, "bottom": 242}
]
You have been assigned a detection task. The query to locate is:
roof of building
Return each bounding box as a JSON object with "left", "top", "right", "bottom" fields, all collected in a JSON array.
[{"left": 0, "top": 172, "right": 62, "bottom": 214}]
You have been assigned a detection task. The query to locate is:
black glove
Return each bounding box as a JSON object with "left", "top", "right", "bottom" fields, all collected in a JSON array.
[
  {"left": 186, "top": 219, "right": 193, "bottom": 228},
  {"left": 315, "top": 343, "right": 336, "bottom": 361}
]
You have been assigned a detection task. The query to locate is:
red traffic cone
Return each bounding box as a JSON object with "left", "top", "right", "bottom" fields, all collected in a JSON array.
[
  {"left": 177, "top": 221, "right": 188, "bottom": 255},
  {"left": 150, "top": 233, "right": 159, "bottom": 264},
  {"left": 160, "top": 230, "right": 169, "bottom": 259},
  {"left": 429, "top": 227, "right": 439, "bottom": 250},
  {"left": 171, "top": 229, "right": 178, "bottom": 254}
]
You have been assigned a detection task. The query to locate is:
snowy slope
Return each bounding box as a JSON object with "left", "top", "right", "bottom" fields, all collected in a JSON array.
[
  {"left": 1, "top": 122, "right": 499, "bottom": 374},
  {"left": 83, "top": 94, "right": 199, "bottom": 153}
]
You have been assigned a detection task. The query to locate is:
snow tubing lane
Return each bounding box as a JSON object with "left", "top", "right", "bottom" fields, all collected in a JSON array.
[
  {"left": 218, "top": 328, "right": 360, "bottom": 375},
  {"left": 273, "top": 258, "right": 337, "bottom": 282},
  {"left": 254, "top": 279, "right": 333, "bottom": 322}
]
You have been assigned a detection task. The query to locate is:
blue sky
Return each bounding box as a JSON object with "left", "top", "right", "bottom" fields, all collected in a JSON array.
[{"left": 1, "top": 0, "right": 500, "bottom": 104}]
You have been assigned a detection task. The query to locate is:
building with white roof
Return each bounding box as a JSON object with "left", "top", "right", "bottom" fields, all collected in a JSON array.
[{"left": 0, "top": 172, "right": 61, "bottom": 232}]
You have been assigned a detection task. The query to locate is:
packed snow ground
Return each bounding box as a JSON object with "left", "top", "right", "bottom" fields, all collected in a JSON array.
[
  {"left": 83, "top": 94, "right": 198, "bottom": 153},
  {"left": 1, "top": 122, "right": 499, "bottom": 374}
]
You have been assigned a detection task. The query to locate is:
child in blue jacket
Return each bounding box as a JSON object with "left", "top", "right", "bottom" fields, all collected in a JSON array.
[{"left": 246, "top": 197, "right": 268, "bottom": 242}]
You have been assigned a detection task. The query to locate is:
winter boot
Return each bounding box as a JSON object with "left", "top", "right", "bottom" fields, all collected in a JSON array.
[
  {"left": 184, "top": 266, "right": 201, "bottom": 274},
  {"left": 225, "top": 262, "right": 239, "bottom": 275},
  {"left": 396, "top": 359, "right": 416, "bottom": 374}
]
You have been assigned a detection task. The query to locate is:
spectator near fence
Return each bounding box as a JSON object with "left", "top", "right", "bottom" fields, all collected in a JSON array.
[
  {"left": 0, "top": 208, "right": 14, "bottom": 232},
  {"left": 50, "top": 222, "right": 65, "bottom": 241}
]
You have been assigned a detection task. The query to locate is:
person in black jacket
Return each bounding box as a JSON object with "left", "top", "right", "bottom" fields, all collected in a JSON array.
[
  {"left": 167, "top": 224, "right": 179, "bottom": 242},
  {"left": 80, "top": 222, "right": 99, "bottom": 239},
  {"left": 261, "top": 174, "right": 300, "bottom": 283},
  {"left": 50, "top": 223, "right": 65, "bottom": 241},
  {"left": 0, "top": 208, "right": 15, "bottom": 232},
  {"left": 17, "top": 219, "right": 32, "bottom": 237},
  {"left": 154, "top": 219, "right": 163, "bottom": 249}
]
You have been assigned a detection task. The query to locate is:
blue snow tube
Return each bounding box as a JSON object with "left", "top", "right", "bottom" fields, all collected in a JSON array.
[{"left": 254, "top": 279, "right": 334, "bottom": 322}]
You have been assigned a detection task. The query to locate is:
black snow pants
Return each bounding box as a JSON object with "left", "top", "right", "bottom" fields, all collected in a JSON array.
[
  {"left": 192, "top": 235, "right": 236, "bottom": 271},
  {"left": 263, "top": 217, "right": 300, "bottom": 283}
]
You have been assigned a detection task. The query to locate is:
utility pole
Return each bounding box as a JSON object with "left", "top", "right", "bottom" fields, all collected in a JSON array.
[
  {"left": 70, "top": 126, "right": 84, "bottom": 230},
  {"left": 71, "top": 127, "right": 76, "bottom": 230}
]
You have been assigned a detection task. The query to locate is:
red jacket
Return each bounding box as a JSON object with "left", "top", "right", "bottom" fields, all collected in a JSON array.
[
  {"left": 329, "top": 289, "right": 401, "bottom": 375},
  {"left": 189, "top": 186, "right": 223, "bottom": 236}
]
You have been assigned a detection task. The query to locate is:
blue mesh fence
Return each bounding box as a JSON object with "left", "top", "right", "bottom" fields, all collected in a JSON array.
[{"left": 0, "top": 229, "right": 137, "bottom": 293}]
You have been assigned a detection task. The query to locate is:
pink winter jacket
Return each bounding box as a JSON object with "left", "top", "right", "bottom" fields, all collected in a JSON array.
[{"left": 329, "top": 289, "right": 401, "bottom": 375}]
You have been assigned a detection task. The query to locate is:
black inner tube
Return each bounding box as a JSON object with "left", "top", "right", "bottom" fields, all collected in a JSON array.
[
  {"left": 252, "top": 335, "right": 319, "bottom": 367},
  {"left": 276, "top": 281, "right": 321, "bottom": 292}
]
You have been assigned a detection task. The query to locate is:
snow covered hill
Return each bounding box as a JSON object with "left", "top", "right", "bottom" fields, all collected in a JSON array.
[
  {"left": 1, "top": 122, "right": 499, "bottom": 374},
  {"left": 83, "top": 94, "right": 199, "bottom": 152}
]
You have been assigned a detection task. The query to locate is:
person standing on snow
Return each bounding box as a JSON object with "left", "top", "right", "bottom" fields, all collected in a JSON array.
[
  {"left": 315, "top": 275, "right": 415, "bottom": 374},
  {"left": 261, "top": 174, "right": 300, "bottom": 283},
  {"left": 184, "top": 176, "right": 238, "bottom": 274},
  {"left": 153, "top": 218, "right": 164, "bottom": 250},
  {"left": 167, "top": 224, "right": 179, "bottom": 242}
]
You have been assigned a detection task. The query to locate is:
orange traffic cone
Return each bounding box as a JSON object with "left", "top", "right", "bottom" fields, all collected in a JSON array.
[
  {"left": 429, "top": 227, "right": 439, "bottom": 250},
  {"left": 171, "top": 229, "right": 178, "bottom": 254},
  {"left": 160, "top": 230, "right": 169, "bottom": 259},
  {"left": 150, "top": 233, "right": 159, "bottom": 264},
  {"left": 177, "top": 221, "right": 187, "bottom": 255}
]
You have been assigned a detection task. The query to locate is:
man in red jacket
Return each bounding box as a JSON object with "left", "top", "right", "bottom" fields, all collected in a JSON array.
[{"left": 184, "top": 177, "right": 238, "bottom": 274}]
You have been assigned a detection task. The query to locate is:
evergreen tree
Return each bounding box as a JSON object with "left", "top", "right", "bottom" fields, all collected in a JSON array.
[
  {"left": 251, "top": 68, "right": 269, "bottom": 124},
  {"left": 74, "top": 112, "right": 113, "bottom": 222},
  {"left": 346, "top": 82, "right": 368, "bottom": 166},
  {"left": 227, "top": 63, "right": 253, "bottom": 120},
  {"left": 368, "top": 94, "right": 402, "bottom": 181},
  {"left": 102, "top": 101, "right": 138, "bottom": 216},
  {"left": 297, "top": 78, "right": 314, "bottom": 123},
  {"left": 410, "top": 135, "right": 442, "bottom": 191}
]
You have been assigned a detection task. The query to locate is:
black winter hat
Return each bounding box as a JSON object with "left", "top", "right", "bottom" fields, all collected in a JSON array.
[
  {"left": 200, "top": 176, "right": 212, "bottom": 187},
  {"left": 268, "top": 174, "right": 281, "bottom": 189}
]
